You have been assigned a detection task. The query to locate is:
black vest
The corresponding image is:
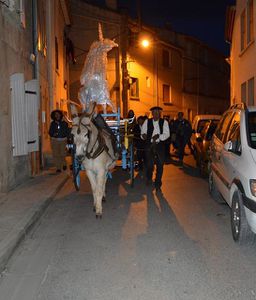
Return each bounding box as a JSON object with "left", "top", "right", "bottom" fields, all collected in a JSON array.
[{"left": 146, "top": 118, "right": 164, "bottom": 144}]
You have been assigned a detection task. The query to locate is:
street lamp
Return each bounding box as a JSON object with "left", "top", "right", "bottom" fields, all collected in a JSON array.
[{"left": 141, "top": 38, "right": 150, "bottom": 48}]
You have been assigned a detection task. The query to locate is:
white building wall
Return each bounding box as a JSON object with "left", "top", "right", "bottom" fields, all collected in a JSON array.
[{"left": 231, "top": 0, "right": 256, "bottom": 105}]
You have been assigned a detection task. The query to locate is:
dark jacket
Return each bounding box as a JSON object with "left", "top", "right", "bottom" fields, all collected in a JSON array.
[
  {"left": 173, "top": 118, "right": 192, "bottom": 143},
  {"left": 49, "top": 120, "right": 69, "bottom": 139},
  {"left": 134, "top": 123, "right": 145, "bottom": 150}
]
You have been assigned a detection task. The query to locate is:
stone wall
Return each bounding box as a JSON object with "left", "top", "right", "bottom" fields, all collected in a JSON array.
[{"left": 0, "top": 3, "right": 33, "bottom": 192}]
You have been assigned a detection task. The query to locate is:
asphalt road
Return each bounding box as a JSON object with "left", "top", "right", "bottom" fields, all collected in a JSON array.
[{"left": 1, "top": 155, "right": 256, "bottom": 300}]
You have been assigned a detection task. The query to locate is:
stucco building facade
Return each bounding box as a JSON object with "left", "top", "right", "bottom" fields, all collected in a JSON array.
[
  {"left": 226, "top": 0, "right": 255, "bottom": 106},
  {"left": 69, "top": 0, "right": 230, "bottom": 121},
  {"left": 0, "top": 0, "right": 70, "bottom": 192}
]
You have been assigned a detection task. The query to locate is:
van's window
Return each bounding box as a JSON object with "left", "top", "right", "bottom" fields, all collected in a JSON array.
[
  {"left": 205, "top": 121, "right": 219, "bottom": 141},
  {"left": 248, "top": 112, "right": 256, "bottom": 149},
  {"left": 200, "top": 121, "right": 210, "bottom": 138},
  {"left": 226, "top": 113, "right": 240, "bottom": 142},
  {"left": 215, "top": 112, "right": 234, "bottom": 142},
  {"left": 197, "top": 120, "right": 210, "bottom": 133},
  {"left": 230, "top": 125, "right": 241, "bottom": 155}
]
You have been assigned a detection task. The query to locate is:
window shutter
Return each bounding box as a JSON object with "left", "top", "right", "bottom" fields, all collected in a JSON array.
[
  {"left": 10, "top": 73, "right": 28, "bottom": 156},
  {"left": 25, "top": 80, "right": 39, "bottom": 152}
]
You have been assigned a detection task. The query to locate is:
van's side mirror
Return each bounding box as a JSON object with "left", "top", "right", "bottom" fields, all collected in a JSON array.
[
  {"left": 224, "top": 141, "right": 233, "bottom": 151},
  {"left": 224, "top": 140, "right": 241, "bottom": 155}
]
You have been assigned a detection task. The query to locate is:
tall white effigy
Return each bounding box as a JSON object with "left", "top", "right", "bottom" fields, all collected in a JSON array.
[{"left": 79, "top": 23, "right": 118, "bottom": 112}]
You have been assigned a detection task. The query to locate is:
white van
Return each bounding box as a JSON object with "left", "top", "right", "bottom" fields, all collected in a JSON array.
[{"left": 209, "top": 104, "right": 256, "bottom": 244}]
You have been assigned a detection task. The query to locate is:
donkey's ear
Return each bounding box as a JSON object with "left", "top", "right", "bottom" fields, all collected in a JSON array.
[{"left": 70, "top": 104, "right": 79, "bottom": 125}]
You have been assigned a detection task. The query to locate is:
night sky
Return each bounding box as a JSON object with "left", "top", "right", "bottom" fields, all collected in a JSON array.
[
  {"left": 117, "top": 0, "right": 236, "bottom": 56},
  {"left": 85, "top": 0, "right": 236, "bottom": 55}
]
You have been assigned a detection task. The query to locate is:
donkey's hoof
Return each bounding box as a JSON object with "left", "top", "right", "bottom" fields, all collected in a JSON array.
[
  {"left": 102, "top": 196, "right": 106, "bottom": 203},
  {"left": 95, "top": 214, "right": 102, "bottom": 219}
]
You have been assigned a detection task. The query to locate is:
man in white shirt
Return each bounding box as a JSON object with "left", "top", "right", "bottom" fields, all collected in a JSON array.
[{"left": 141, "top": 106, "right": 170, "bottom": 191}]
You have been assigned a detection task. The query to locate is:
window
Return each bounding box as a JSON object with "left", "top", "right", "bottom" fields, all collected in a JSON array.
[
  {"left": 197, "top": 120, "right": 210, "bottom": 133},
  {"left": 241, "top": 10, "right": 246, "bottom": 51},
  {"left": 227, "top": 112, "right": 240, "bottom": 142},
  {"left": 55, "top": 37, "right": 59, "bottom": 70},
  {"left": 240, "top": 2, "right": 254, "bottom": 52},
  {"left": 248, "top": 77, "right": 254, "bottom": 106},
  {"left": 215, "top": 112, "right": 234, "bottom": 143},
  {"left": 163, "top": 84, "right": 171, "bottom": 103},
  {"left": 228, "top": 113, "right": 241, "bottom": 155},
  {"left": 248, "top": 112, "right": 256, "bottom": 149},
  {"left": 205, "top": 122, "right": 218, "bottom": 141},
  {"left": 162, "top": 49, "right": 171, "bottom": 67},
  {"left": 247, "top": 0, "right": 254, "bottom": 44},
  {"left": 241, "top": 82, "right": 247, "bottom": 103},
  {"left": 130, "top": 77, "right": 139, "bottom": 98},
  {"left": 200, "top": 121, "right": 210, "bottom": 139},
  {"left": 229, "top": 125, "right": 241, "bottom": 155}
]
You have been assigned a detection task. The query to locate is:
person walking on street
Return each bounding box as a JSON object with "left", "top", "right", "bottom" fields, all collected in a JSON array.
[
  {"left": 141, "top": 106, "right": 170, "bottom": 192},
  {"left": 49, "top": 109, "right": 69, "bottom": 173},
  {"left": 173, "top": 112, "right": 192, "bottom": 165}
]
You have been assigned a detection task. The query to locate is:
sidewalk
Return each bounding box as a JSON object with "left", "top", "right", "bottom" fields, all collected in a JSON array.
[{"left": 0, "top": 170, "right": 69, "bottom": 273}]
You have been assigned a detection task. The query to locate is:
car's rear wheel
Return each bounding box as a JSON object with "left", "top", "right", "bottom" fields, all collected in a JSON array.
[
  {"left": 208, "top": 169, "right": 224, "bottom": 203},
  {"left": 231, "top": 191, "right": 256, "bottom": 245}
]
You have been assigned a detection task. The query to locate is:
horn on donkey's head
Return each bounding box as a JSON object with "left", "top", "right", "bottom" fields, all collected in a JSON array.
[{"left": 98, "top": 23, "right": 103, "bottom": 42}]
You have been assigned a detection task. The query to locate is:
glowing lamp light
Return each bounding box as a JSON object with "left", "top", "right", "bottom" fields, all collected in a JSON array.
[{"left": 141, "top": 39, "right": 150, "bottom": 48}]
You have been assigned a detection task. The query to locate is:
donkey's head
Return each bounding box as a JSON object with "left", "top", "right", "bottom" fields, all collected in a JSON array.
[{"left": 70, "top": 102, "right": 96, "bottom": 161}]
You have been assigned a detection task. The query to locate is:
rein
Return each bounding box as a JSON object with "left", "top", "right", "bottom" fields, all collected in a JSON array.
[
  {"left": 86, "top": 130, "right": 106, "bottom": 159},
  {"left": 74, "top": 120, "right": 107, "bottom": 160}
]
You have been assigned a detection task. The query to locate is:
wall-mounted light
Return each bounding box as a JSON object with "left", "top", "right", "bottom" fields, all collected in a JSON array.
[
  {"left": 138, "top": 31, "right": 153, "bottom": 49},
  {"left": 141, "top": 39, "right": 150, "bottom": 48}
]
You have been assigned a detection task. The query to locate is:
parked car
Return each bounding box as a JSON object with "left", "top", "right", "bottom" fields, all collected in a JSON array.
[
  {"left": 193, "top": 119, "right": 219, "bottom": 176},
  {"left": 208, "top": 103, "right": 256, "bottom": 244},
  {"left": 191, "top": 114, "right": 221, "bottom": 151}
]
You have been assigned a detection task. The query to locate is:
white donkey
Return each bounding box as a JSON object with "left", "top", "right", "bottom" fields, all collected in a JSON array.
[{"left": 71, "top": 102, "right": 117, "bottom": 218}]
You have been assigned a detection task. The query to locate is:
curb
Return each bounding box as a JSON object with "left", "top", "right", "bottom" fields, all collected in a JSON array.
[{"left": 0, "top": 174, "right": 69, "bottom": 273}]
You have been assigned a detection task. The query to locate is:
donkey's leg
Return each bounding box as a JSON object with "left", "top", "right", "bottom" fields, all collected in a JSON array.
[
  {"left": 94, "top": 171, "right": 106, "bottom": 216},
  {"left": 102, "top": 173, "right": 108, "bottom": 202},
  {"left": 86, "top": 170, "right": 97, "bottom": 211}
]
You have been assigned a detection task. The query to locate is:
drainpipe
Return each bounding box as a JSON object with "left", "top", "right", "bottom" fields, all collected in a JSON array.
[
  {"left": 121, "top": 11, "right": 129, "bottom": 117},
  {"left": 32, "top": 0, "right": 43, "bottom": 169},
  {"left": 32, "top": 0, "right": 38, "bottom": 79}
]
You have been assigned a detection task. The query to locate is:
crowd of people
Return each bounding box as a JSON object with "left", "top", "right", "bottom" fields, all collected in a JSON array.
[{"left": 48, "top": 107, "right": 192, "bottom": 192}]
